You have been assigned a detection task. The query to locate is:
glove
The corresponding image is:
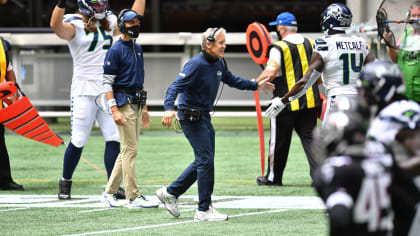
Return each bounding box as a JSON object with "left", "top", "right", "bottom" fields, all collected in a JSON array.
[{"left": 264, "top": 97, "right": 286, "bottom": 118}]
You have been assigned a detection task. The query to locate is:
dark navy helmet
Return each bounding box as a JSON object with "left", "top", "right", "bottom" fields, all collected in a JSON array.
[
  {"left": 358, "top": 61, "right": 405, "bottom": 106},
  {"left": 78, "top": 0, "right": 109, "bottom": 20},
  {"left": 321, "top": 3, "right": 352, "bottom": 31}
]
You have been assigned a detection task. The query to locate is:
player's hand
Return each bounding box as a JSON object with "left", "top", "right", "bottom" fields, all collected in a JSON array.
[
  {"left": 162, "top": 110, "right": 178, "bottom": 128},
  {"left": 142, "top": 110, "right": 151, "bottom": 129},
  {"left": 265, "top": 97, "right": 286, "bottom": 118},
  {"left": 112, "top": 109, "right": 126, "bottom": 126},
  {"left": 257, "top": 77, "right": 275, "bottom": 93}
]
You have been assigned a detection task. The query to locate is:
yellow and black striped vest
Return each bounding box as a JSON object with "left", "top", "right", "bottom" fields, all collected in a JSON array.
[
  {"left": 271, "top": 38, "right": 321, "bottom": 111},
  {"left": 0, "top": 37, "right": 9, "bottom": 109}
]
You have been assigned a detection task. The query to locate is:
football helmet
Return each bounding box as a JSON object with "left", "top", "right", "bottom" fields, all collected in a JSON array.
[
  {"left": 321, "top": 3, "right": 352, "bottom": 31},
  {"left": 313, "top": 111, "right": 368, "bottom": 159},
  {"left": 358, "top": 61, "right": 405, "bottom": 107},
  {"left": 78, "top": 0, "right": 109, "bottom": 20}
]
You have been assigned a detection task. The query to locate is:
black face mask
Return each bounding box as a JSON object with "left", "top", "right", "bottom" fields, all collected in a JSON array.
[{"left": 126, "top": 25, "right": 140, "bottom": 38}]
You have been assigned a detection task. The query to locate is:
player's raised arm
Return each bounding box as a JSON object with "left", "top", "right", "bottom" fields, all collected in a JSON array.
[
  {"left": 131, "top": 0, "right": 145, "bottom": 16},
  {"left": 50, "top": 0, "right": 76, "bottom": 40}
]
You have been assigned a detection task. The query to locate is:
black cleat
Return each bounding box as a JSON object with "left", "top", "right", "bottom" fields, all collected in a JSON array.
[
  {"left": 0, "top": 181, "right": 24, "bottom": 191},
  {"left": 58, "top": 179, "right": 72, "bottom": 200},
  {"left": 113, "top": 187, "right": 126, "bottom": 200},
  {"left": 256, "top": 176, "right": 283, "bottom": 186}
]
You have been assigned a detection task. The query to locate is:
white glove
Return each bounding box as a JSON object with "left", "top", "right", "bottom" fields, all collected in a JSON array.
[{"left": 264, "top": 97, "right": 286, "bottom": 118}]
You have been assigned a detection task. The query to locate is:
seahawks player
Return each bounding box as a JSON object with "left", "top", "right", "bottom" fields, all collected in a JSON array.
[
  {"left": 358, "top": 61, "right": 420, "bottom": 236},
  {"left": 265, "top": 3, "right": 375, "bottom": 123},
  {"left": 50, "top": 0, "right": 145, "bottom": 200},
  {"left": 313, "top": 110, "right": 393, "bottom": 236}
]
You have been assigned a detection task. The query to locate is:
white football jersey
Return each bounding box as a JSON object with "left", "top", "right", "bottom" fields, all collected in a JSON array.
[
  {"left": 314, "top": 34, "right": 370, "bottom": 97},
  {"left": 368, "top": 100, "right": 420, "bottom": 145},
  {"left": 64, "top": 13, "right": 117, "bottom": 96}
]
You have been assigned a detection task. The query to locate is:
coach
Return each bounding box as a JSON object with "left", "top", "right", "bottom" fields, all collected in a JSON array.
[{"left": 157, "top": 27, "right": 273, "bottom": 221}]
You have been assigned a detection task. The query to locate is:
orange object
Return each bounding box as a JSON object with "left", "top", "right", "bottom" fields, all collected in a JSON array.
[
  {"left": 246, "top": 22, "right": 272, "bottom": 177},
  {"left": 246, "top": 22, "right": 272, "bottom": 65},
  {"left": 318, "top": 93, "right": 327, "bottom": 121},
  {"left": 0, "top": 82, "right": 64, "bottom": 147}
]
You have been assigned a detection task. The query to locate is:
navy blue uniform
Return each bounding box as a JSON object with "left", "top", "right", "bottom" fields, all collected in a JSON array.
[
  {"left": 164, "top": 51, "right": 258, "bottom": 211},
  {"left": 103, "top": 38, "right": 145, "bottom": 107}
]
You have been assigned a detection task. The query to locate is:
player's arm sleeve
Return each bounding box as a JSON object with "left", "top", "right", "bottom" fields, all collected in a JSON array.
[
  {"left": 288, "top": 69, "right": 321, "bottom": 102},
  {"left": 103, "top": 49, "right": 119, "bottom": 92},
  {"left": 163, "top": 61, "right": 198, "bottom": 111}
]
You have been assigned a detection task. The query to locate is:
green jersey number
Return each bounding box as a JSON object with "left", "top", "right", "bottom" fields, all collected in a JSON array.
[
  {"left": 339, "top": 53, "right": 364, "bottom": 85},
  {"left": 86, "top": 29, "right": 113, "bottom": 52}
]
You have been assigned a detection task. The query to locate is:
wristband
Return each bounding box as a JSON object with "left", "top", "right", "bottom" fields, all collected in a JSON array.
[
  {"left": 108, "top": 98, "right": 117, "bottom": 108},
  {"left": 57, "top": 0, "right": 66, "bottom": 8}
]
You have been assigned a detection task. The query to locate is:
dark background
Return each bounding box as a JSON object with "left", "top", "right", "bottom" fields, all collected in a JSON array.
[{"left": 0, "top": 0, "right": 345, "bottom": 32}]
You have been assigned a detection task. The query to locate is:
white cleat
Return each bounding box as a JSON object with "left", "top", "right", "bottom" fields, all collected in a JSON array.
[
  {"left": 156, "top": 186, "right": 180, "bottom": 217},
  {"left": 194, "top": 205, "right": 228, "bottom": 222},
  {"left": 101, "top": 192, "right": 124, "bottom": 207},
  {"left": 125, "top": 195, "right": 159, "bottom": 209}
]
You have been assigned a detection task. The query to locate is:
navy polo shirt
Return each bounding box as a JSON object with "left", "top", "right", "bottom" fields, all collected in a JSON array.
[
  {"left": 164, "top": 52, "right": 258, "bottom": 112},
  {"left": 103, "top": 38, "right": 145, "bottom": 106}
]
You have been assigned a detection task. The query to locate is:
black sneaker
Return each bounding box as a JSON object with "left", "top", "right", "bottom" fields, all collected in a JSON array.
[
  {"left": 113, "top": 187, "right": 126, "bottom": 200},
  {"left": 0, "top": 181, "right": 24, "bottom": 191},
  {"left": 58, "top": 179, "right": 72, "bottom": 200},
  {"left": 256, "top": 176, "right": 283, "bottom": 186}
]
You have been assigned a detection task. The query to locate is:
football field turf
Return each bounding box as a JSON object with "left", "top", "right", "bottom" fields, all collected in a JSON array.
[{"left": 1, "top": 117, "right": 327, "bottom": 235}]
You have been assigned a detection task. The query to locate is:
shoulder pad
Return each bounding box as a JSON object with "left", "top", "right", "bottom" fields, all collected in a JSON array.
[
  {"left": 64, "top": 14, "right": 83, "bottom": 23},
  {"left": 314, "top": 38, "right": 328, "bottom": 51}
]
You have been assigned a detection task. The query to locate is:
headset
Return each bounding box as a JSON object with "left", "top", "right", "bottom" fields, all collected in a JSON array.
[
  {"left": 207, "top": 27, "right": 220, "bottom": 42},
  {"left": 117, "top": 9, "right": 144, "bottom": 34}
]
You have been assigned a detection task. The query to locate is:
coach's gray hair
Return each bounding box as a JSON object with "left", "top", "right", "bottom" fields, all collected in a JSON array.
[
  {"left": 283, "top": 25, "right": 298, "bottom": 32},
  {"left": 201, "top": 27, "right": 226, "bottom": 50}
]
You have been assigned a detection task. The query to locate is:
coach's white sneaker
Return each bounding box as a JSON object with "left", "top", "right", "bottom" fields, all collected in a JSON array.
[
  {"left": 101, "top": 192, "right": 123, "bottom": 207},
  {"left": 194, "top": 205, "right": 228, "bottom": 222},
  {"left": 125, "top": 195, "right": 159, "bottom": 209},
  {"left": 156, "top": 186, "right": 180, "bottom": 217}
]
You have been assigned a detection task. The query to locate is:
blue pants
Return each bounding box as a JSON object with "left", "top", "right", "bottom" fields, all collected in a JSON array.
[{"left": 167, "top": 114, "right": 215, "bottom": 211}]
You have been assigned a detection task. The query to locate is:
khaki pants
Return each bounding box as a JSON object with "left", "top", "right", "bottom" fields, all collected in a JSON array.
[{"left": 106, "top": 104, "right": 142, "bottom": 200}]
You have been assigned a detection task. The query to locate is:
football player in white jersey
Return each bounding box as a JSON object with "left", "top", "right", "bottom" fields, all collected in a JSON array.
[
  {"left": 50, "top": 0, "right": 145, "bottom": 200},
  {"left": 358, "top": 61, "right": 420, "bottom": 236},
  {"left": 264, "top": 3, "right": 375, "bottom": 123}
]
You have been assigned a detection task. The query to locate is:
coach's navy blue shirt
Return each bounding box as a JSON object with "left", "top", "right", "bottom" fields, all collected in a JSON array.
[
  {"left": 103, "top": 38, "right": 144, "bottom": 106},
  {"left": 164, "top": 51, "right": 258, "bottom": 112}
]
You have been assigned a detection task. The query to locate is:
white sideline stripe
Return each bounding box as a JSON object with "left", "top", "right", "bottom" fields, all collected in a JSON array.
[
  {"left": 38, "top": 111, "right": 264, "bottom": 118},
  {"left": 79, "top": 208, "right": 117, "bottom": 213},
  {"left": 0, "top": 207, "right": 28, "bottom": 212},
  {"left": 63, "top": 209, "right": 288, "bottom": 236}
]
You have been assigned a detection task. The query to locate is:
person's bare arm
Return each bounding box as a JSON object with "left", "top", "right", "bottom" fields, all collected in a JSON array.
[{"left": 50, "top": 6, "right": 75, "bottom": 40}]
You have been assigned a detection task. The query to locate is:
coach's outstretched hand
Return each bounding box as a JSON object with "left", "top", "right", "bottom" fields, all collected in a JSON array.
[
  {"left": 257, "top": 77, "right": 275, "bottom": 93},
  {"left": 162, "top": 110, "right": 179, "bottom": 128},
  {"left": 265, "top": 97, "right": 286, "bottom": 118}
]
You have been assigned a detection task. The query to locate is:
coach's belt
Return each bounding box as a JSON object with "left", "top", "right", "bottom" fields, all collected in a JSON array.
[{"left": 113, "top": 88, "right": 147, "bottom": 106}]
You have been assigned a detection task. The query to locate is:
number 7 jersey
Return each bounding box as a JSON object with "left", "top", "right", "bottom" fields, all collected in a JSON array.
[
  {"left": 314, "top": 34, "right": 370, "bottom": 97},
  {"left": 64, "top": 13, "right": 117, "bottom": 96}
]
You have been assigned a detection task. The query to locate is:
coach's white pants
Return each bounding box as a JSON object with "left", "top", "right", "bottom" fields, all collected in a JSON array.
[{"left": 70, "top": 95, "right": 120, "bottom": 148}]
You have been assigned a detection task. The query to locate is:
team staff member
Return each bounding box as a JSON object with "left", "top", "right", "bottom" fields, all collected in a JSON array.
[
  {"left": 384, "top": 1, "right": 420, "bottom": 102},
  {"left": 156, "top": 27, "right": 274, "bottom": 221},
  {"left": 0, "top": 37, "right": 23, "bottom": 191},
  {"left": 265, "top": 3, "right": 375, "bottom": 124},
  {"left": 255, "top": 12, "right": 321, "bottom": 186},
  {"left": 50, "top": 0, "right": 145, "bottom": 200},
  {"left": 101, "top": 9, "right": 157, "bottom": 209}
]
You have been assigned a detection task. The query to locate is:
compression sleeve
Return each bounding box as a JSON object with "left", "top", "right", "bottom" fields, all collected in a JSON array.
[{"left": 288, "top": 69, "right": 321, "bottom": 102}]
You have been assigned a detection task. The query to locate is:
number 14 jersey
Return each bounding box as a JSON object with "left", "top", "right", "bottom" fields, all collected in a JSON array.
[{"left": 314, "top": 34, "right": 370, "bottom": 97}]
